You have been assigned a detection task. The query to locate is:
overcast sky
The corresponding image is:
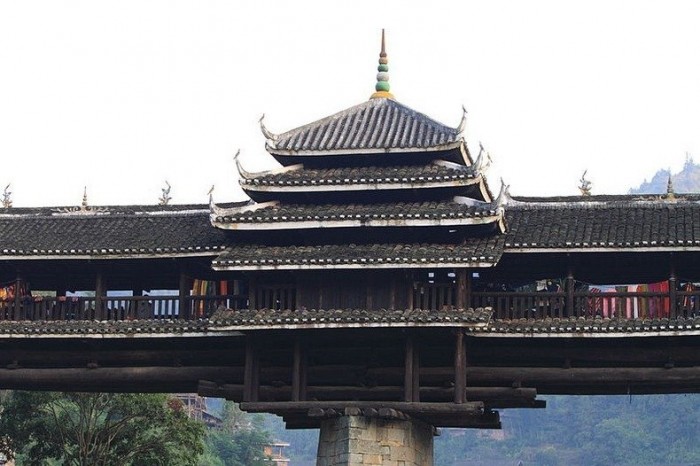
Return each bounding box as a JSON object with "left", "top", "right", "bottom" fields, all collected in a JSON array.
[{"left": 2, "top": 0, "right": 700, "bottom": 206}]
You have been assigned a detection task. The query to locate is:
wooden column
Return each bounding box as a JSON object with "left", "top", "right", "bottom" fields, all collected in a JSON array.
[
  {"left": 292, "top": 336, "right": 307, "bottom": 402},
  {"left": 95, "top": 272, "right": 105, "bottom": 320},
  {"left": 243, "top": 336, "right": 260, "bottom": 402},
  {"left": 13, "top": 275, "right": 21, "bottom": 320},
  {"left": 669, "top": 263, "right": 678, "bottom": 318},
  {"left": 456, "top": 269, "right": 467, "bottom": 309},
  {"left": 566, "top": 269, "right": 575, "bottom": 318},
  {"left": 454, "top": 330, "right": 467, "bottom": 404},
  {"left": 178, "top": 272, "right": 190, "bottom": 320},
  {"left": 248, "top": 277, "right": 257, "bottom": 310},
  {"left": 403, "top": 335, "right": 420, "bottom": 402}
]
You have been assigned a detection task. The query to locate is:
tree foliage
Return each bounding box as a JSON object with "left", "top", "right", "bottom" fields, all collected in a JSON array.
[
  {"left": 0, "top": 391, "right": 204, "bottom": 466},
  {"left": 199, "top": 401, "right": 271, "bottom": 466},
  {"left": 434, "top": 394, "right": 700, "bottom": 466}
]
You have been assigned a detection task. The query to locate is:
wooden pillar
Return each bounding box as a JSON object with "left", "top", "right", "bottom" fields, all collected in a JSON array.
[
  {"left": 95, "top": 272, "right": 105, "bottom": 320},
  {"left": 456, "top": 269, "right": 468, "bottom": 309},
  {"left": 404, "top": 335, "right": 420, "bottom": 402},
  {"left": 566, "top": 269, "right": 575, "bottom": 318},
  {"left": 249, "top": 277, "right": 257, "bottom": 310},
  {"left": 454, "top": 330, "right": 467, "bottom": 404},
  {"left": 243, "top": 336, "right": 260, "bottom": 402},
  {"left": 178, "top": 272, "right": 190, "bottom": 320},
  {"left": 669, "top": 262, "right": 677, "bottom": 318},
  {"left": 13, "top": 275, "right": 21, "bottom": 320},
  {"left": 292, "top": 336, "right": 307, "bottom": 402}
]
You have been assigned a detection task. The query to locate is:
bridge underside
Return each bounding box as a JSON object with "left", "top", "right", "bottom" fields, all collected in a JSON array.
[{"left": 0, "top": 326, "right": 699, "bottom": 429}]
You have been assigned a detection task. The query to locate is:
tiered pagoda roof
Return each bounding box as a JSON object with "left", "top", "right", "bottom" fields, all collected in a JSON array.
[
  {"left": 212, "top": 34, "right": 503, "bottom": 269},
  {"left": 261, "top": 97, "right": 467, "bottom": 159}
]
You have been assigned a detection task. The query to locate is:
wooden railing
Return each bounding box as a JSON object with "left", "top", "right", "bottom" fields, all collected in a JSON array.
[
  {"left": 472, "top": 290, "right": 700, "bottom": 320},
  {"left": 0, "top": 289, "right": 699, "bottom": 322},
  {"left": 413, "top": 283, "right": 456, "bottom": 311},
  {"left": 0, "top": 294, "right": 248, "bottom": 322}
]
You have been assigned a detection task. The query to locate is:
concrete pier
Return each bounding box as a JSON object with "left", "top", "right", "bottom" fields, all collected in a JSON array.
[{"left": 316, "top": 415, "right": 434, "bottom": 466}]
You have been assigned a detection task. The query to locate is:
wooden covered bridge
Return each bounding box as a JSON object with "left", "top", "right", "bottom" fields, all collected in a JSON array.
[{"left": 1, "top": 32, "right": 699, "bottom": 465}]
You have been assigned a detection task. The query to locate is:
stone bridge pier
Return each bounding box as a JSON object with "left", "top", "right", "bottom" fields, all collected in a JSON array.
[{"left": 316, "top": 415, "right": 435, "bottom": 466}]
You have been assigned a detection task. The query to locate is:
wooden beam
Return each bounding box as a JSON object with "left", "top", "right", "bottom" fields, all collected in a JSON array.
[
  {"left": 197, "top": 380, "right": 537, "bottom": 402},
  {"left": 240, "top": 400, "right": 484, "bottom": 416},
  {"left": 198, "top": 381, "right": 538, "bottom": 403},
  {"left": 0, "top": 366, "right": 234, "bottom": 392}
]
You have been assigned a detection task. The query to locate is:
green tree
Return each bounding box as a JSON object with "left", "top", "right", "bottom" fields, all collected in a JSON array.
[
  {"left": 201, "top": 401, "right": 271, "bottom": 466},
  {"left": 0, "top": 391, "right": 204, "bottom": 466}
]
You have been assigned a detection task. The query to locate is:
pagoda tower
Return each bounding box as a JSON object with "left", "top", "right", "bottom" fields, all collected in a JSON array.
[
  {"left": 211, "top": 31, "right": 506, "bottom": 314},
  {"left": 207, "top": 31, "right": 519, "bottom": 466}
]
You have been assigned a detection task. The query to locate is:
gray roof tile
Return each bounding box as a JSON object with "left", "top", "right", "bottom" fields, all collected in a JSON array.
[
  {"left": 502, "top": 195, "right": 700, "bottom": 249},
  {"left": 473, "top": 316, "right": 700, "bottom": 334},
  {"left": 0, "top": 204, "right": 233, "bottom": 258},
  {"left": 212, "top": 242, "right": 503, "bottom": 270},
  {"left": 239, "top": 163, "right": 477, "bottom": 188},
  {"left": 268, "top": 98, "right": 462, "bottom": 155},
  {"left": 212, "top": 200, "right": 501, "bottom": 225}
]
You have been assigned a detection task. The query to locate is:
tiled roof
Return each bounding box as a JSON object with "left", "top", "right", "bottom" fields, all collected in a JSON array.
[
  {"left": 502, "top": 195, "right": 700, "bottom": 250},
  {"left": 212, "top": 242, "right": 503, "bottom": 270},
  {"left": 0, "top": 204, "right": 234, "bottom": 258},
  {"left": 0, "top": 308, "right": 493, "bottom": 335},
  {"left": 2, "top": 313, "right": 698, "bottom": 336},
  {"left": 209, "top": 307, "right": 492, "bottom": 327},
  {"left": 212, "top": 199, "right": 502, "bottom": 228},
  {"left": 266, "top": 98, "right": 463, "bottom": 155},
  {"left": 239, "top": 162, "right": 478, "bottom": 188},
  {"left": 472, "top": 316, "right": 700, "bottom": 334}
]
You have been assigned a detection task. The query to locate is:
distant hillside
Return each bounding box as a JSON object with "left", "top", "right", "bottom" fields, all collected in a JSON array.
[{"left": 630, "top": 157, "right": 700, "bottom": 194}]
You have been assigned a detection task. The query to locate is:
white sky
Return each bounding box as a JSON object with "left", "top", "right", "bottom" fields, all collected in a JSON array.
[{"left": 2, "top": 0, "right": 700, "bottom": 206}]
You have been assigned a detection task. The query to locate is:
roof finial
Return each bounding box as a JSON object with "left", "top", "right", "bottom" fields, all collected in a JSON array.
[
  {"left": 370, "top": 29, "right": 395, "bottom": 100},
  {"left": 579, "top": 170, "right": 592, "bottom": 196},
  {"left": 2, "top": 184, "right": 12, "bottom": 209},
  {"left": 82, "top": 186, "right": 89, "bottom": 209},
  {"left": 666, "top": 173, "right": 676, "bottom": 200},
  {"left": 158, "top": 181, "right": 172, "bottom": 206}
]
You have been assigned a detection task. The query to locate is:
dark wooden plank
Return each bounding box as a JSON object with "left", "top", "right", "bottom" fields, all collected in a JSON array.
[
  {"left": 454, "top": 330, "right": 466, "bottom": 404},
  {"left": 404, "top": 336, "right": 414, "bottom": 402}
]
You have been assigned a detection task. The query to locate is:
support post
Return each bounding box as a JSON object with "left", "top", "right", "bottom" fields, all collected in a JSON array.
[
  {"left": 13, "top": 275, "right": 21, "bottom": 320},
  {"left": 404, "top": 335, "right": 414, "bottom": 402},
  {"left": 566, "top": 269, "right": 575, "bottom": 318},
  {"left": 243, "top": 336, "right": 260, "bottom": 402},
  {"left": 178, "top": 272, "right": 189, "bottom": 320},
  {"left": 404, "top": 334, "right": 421, "bottom": 402},
  {"left": 454, "top": 330, "right": 467, "bottom": 404},
  {"left": 95, "top": 272, "right": 105, "bottom": 320},
  {"left": 669, "top": 267, "right": 678, "bottom": 318},
  {"left": 456, "top": 269, "right": 467, "bottom": 309},
  {"left": 292, "top": 336, "right": 307, "bottom": 401},
  {"left": 248, "top": 278, "right": 257, "bottom": 310}
]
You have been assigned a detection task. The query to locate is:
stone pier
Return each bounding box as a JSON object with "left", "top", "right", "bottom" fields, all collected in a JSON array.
[{"left": 316, "top": 415, "right": 435, "bottom": 466}]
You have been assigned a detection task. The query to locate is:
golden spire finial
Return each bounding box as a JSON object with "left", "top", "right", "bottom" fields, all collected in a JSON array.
[{"left": 370, "top": 29, "right": 395, "bottom": 100}]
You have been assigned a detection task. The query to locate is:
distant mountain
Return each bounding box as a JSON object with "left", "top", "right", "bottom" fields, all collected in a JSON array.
[{"left": 629, "top": 156, "right": 700, "bottom": 194}]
